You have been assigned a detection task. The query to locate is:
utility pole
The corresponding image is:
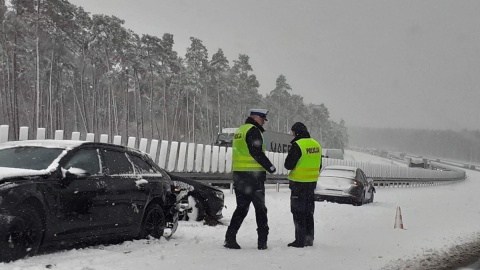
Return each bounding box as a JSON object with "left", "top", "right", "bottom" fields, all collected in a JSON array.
[{"left": 35, "top": 0, "right": 41, "bottom": 129}]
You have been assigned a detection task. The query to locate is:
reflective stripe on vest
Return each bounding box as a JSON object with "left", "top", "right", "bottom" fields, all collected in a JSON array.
[
  {"left": 232, "top": 124, "right": 266, "bottom": 171},
  {"left": 288, "top": 138, "right": 322, "bottom": 182}
]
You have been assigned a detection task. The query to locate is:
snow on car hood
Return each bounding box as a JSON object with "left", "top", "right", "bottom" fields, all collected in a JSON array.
[
  {"left": 0, "top": 167, "right": 49, "bottom": 181},
  {"left": 316, "top": 176, "right": 355, "bottom": 190}
]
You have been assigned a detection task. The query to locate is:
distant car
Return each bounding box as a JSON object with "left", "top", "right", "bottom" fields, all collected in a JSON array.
[
  {"left": 214, "top": 133, "right": 234, "bottom": 148},
  {"left": 0, "top": 140, "right": 179, "bottom": 262},
  {"left": 314, "top": 165, "right": 375, "bottom": 206},
  {"left": 168, "top": 172, "right": 224, "bottom": 225}
]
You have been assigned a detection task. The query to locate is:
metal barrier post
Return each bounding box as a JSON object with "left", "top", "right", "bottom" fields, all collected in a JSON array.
[
  {"left": 276, "top": 183, "right": 280, "bottom": 192},
  {"left": 230, "top": 183, "right": 234, "bottom": 194}
]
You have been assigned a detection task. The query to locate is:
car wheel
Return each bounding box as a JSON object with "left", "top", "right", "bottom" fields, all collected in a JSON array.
[
  {"left": 0, "top": 204, "right": 43, "bottom": 262},
  {"left": 186, "top": 195, "right": 206, "bottom": 222},
  {"left": 354, "top": 192, "right": 365, "bottom": 206},
  {"left": 139, "top": 204, "right": 165, "bottom": 239}
]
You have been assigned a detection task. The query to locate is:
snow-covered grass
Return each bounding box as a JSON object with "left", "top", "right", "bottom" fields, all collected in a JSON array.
[{"left": 2, "top": 150, "right": 480, "bottom": 270}]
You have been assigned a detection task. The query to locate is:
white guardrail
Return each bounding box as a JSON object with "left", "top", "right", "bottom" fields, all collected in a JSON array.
[{"left": 0, "top": 125, "right": 466, "bottom": 188}]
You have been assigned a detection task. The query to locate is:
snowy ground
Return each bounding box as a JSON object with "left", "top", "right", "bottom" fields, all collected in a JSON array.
[{"left": 2, "top": 150, "right": 480, "bottom": 270}]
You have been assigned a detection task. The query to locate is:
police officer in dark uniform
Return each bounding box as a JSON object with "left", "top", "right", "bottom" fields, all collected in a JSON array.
[
  {"left": 284, "top": 122, "right": 322, "bottom": 248},
  {"left": 224, "top": 109, "right": 276, "bottom": 250}
]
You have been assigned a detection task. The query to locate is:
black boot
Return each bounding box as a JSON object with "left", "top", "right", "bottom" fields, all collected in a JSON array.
[
  {"left": 305, "top": 211, "right": 315, "bottom": 247},
  {"left": 304, "top": 235, "right": 314, "bottom": 247},
  {"left": 257, "top": 228, "right": 268, "bottom": 250},
  {"left": 224, "top": 231, "right": 241, "bottom": 249},
  {"left": 289, "top": 211, "right": 306, "bottom": 248},
  {"left": 224, "top": 238, "right": 241, "bottom": 249},
  {"left": 287, "top": 241, "right": 305, "bottom": 248},
  {"left": 258, "top": 237, "right": 268, "bottom": 250}
]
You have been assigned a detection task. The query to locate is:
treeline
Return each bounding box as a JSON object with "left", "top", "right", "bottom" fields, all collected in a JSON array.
[
  {"left": 348, "top": 127, "right": 480, "bottom": 163},
  {"left": 0, "top": 0, "right": 347, "bottom": 148}
]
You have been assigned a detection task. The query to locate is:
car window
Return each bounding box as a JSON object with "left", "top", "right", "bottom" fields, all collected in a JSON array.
[
  {"left": 156, "top": 167, "right": 169, "bottom": 179},
  {"left": 356, "top": 170, "right": 362, "bottom": 180},
  {"left": 357, "top": 169, "right": 367, "bottom": 185},
  {"left": 361, "top": 170, "right": 368, "bottom": 181},
  {"left": 103, "top": 149, "right": 134, "bottom": 175},
  {"left": 356, "top": 169, "right": 366, "bottom": 183},
  {"left": 321, "top": 169, "right": 355, "bottom": 178},
  {"left": 64, "top": 148, "right": 101, "bottom": 175},
  {"left": 0, "top": 147, "right": 63, "bottom": 170},
  {"left": 128, "top": 153, "right": 156, "bottom": 174}
]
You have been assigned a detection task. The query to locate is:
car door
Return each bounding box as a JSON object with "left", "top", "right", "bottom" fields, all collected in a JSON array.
[
  {"left": 127, "top": 152, "right": 164, "bottom": 212},
  {"left": 359, "top": 169, "right": 373, "bottom": 201},
  {"left": 355, "top": 169, "right": 368, "bottom": 202},
  {"left": 100, "top": 147, "right": 149, "bottom": 235},
  {"left": 52, "top": 147, "right": 111, "bottom": 240}
]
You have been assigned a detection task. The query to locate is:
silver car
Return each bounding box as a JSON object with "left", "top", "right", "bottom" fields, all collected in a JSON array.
[{"left": 314, "top": 165, "right": 375, "bottom": 206}]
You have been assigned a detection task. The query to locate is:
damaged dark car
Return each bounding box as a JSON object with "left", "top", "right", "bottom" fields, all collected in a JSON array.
[
  {"left": 0, "top": 140, "right": 179, "bottom": 262},
  {"left": 169, "top": 172, "right": 224, "bottom": 225}
]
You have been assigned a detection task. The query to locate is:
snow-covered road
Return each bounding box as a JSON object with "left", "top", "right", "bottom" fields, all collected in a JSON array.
[{"left": 2, "top": 150, "right": 479, "bottom": 270}]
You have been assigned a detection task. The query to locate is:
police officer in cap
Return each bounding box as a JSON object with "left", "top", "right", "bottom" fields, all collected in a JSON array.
[
  {"left": 224, "top": 109, "right": 276, "bottom": 250},
  {"left": 284, "top": 122, "right": 322, "bottom": 247}
]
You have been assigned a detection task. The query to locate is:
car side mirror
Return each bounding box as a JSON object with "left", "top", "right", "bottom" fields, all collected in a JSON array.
[{"left": 61, "top": 167, "right": 90, "bottom": 185}]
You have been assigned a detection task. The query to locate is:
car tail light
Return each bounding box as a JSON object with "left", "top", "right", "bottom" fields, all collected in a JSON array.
[
  {"left": 352, "top": 180, "right": 361, "bottom": 186},
  {"left": 172, "top": 185, "right": 181, "bottom": 193}
]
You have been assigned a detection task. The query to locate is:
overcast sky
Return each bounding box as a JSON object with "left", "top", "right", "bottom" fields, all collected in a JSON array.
[{"left": 68, "top": 0, "right": 480, "bottom": 131}]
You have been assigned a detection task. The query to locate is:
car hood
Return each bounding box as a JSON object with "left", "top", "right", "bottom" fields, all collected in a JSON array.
[
  {"left": 168, "top": 172, "right": 222, "bottom": 192},
  {"left": 0, "top": 167, "right": 49, "bottom": 181}
]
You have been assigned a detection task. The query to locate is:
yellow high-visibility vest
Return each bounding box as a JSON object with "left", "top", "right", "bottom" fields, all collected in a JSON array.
[
  {"left": 232, "top": 124, "right": 266, "bottom": 171},
  {"left": 288, "top": 138, "right": 322, "bottom": 182}
]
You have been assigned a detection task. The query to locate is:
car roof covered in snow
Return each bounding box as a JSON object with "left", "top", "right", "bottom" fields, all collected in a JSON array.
[
  {"left": 0, "top": 140, "right": 87, "bottom": 150},
  {"left": 0, "top": 140, "right": 149, "bottom": 158},
  {"left": 321, "top": 165, "right": 359, "bottom": 179},
  {"left": 323, "top": 165, "right": 358, "bottom": 171}
]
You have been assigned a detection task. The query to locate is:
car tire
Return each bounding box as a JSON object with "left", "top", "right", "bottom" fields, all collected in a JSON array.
[
  {"left": 186, "top": 196, "right": 206, "bottom": 222},
  {"left": 354, "top": 192, "right": 365, "bottom": 206},
  {"left": 139, "top": 204, "right": 165, "bottom": 239},
  {"left": 0, "top": 204, "right": 43, "bottom": 262}
]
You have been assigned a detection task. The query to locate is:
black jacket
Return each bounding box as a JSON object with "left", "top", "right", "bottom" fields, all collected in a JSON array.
[
  {"left": 242, "top": 117, "right": 275, "bottom": 173},
  {"left": 284, "top": 130, "right": 322, "bottom": 171},
  {"left": 232, "top": 117, "right": 275, "bottom": 193}
]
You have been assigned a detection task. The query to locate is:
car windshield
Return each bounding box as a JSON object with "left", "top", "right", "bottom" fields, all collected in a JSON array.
[
  {"left": 0, "top": 147, "right": 64, "bottom": 170},
  {"left": 321, "top": 169, "right": 355, "bottom": 179},
  {"left": 217, "top": 133, "right": 233, "bottom": 142}
]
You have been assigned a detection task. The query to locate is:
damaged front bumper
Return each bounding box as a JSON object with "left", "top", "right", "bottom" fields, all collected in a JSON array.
[{"left": 163, "top": 203, "right": 190, "bottom": 239}]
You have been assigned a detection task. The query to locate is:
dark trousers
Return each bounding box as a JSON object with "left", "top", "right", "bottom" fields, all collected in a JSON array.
[
  {"left": 290, "top": 181, "right": 316, "bottom": 244},
  {"left": 226, "top": 173, "right": 269, "bottom": 242}
]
